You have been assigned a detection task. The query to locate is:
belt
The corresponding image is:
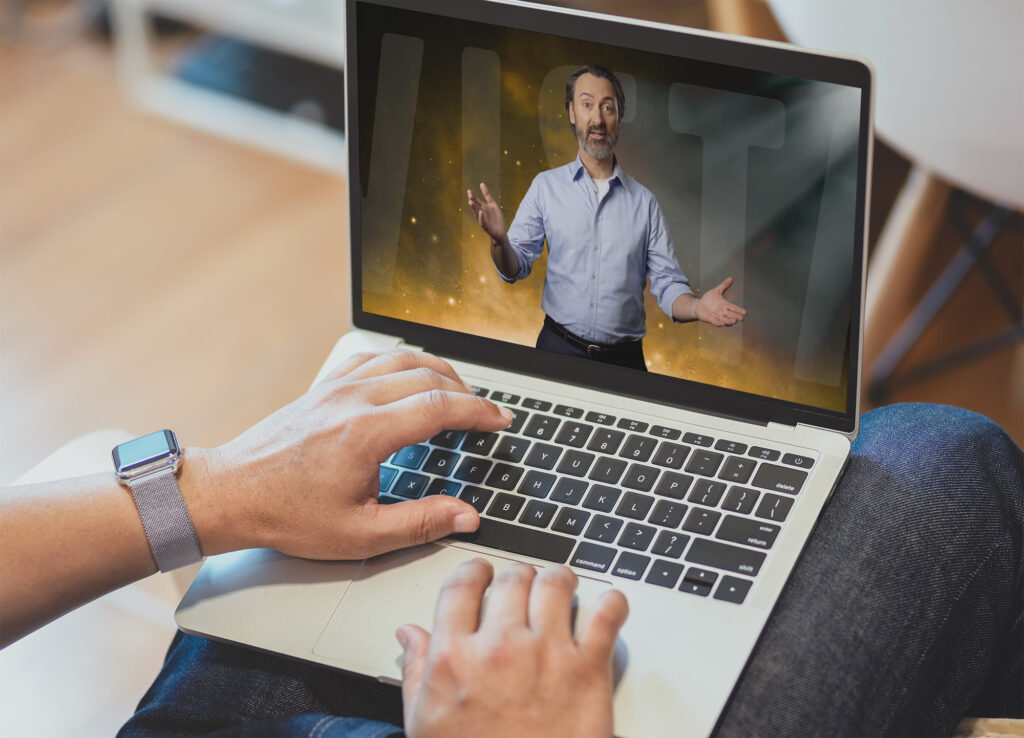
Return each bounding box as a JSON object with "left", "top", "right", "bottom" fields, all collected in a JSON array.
[{"left": 543, "top": 315, "right": 641, "bottom": 358}]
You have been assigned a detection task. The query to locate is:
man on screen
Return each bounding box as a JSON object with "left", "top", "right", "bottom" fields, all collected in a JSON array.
[{"left": 468, "top": 65, "right": 745, "bottom": 372}]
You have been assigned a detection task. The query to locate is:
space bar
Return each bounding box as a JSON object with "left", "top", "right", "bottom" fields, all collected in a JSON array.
[{"left": 451, "top": 518, "right": 575, "bottom": 564}]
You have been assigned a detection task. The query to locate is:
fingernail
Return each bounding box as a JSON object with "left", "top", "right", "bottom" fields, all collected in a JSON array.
[
  {"left": 396, "top": 627, "right": 408, "bottom": 648},
  {"left": 453, "top": 511, "right": 478, "bottom": 533},
  {"left": 499, "top": 407, "right": 515, "bottom": 424}
]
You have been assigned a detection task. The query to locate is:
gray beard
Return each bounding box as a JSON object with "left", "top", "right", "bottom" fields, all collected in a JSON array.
[{"left": 577, "top": 127, "right": 617, "bottom": 160}]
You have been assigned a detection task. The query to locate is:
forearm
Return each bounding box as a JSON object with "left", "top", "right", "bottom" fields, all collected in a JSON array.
[
  {"left": 670, "top": 293, "right": 699, "bottom": 322},
  {"left": 490, "top": 235, "right": 520, "bottom": 280}
]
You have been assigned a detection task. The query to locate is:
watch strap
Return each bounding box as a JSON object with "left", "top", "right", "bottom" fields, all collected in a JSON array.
[{"left": 126, "top": 468, "right": 203, "bottom": 571}]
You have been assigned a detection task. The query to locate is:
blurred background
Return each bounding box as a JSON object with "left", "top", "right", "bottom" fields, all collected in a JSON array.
[{"left": 0, "top": 0, "right": 1021, "bottom": 735}]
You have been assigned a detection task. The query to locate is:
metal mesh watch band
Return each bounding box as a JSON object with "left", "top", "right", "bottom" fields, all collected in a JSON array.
[{"left": 126, "top": 468, "right": 203, "bottom": 572}]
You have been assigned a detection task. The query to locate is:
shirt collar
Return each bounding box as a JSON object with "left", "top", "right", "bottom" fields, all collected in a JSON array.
[{"left": 570, "top": 154, "right": 629, "bottom": 193}]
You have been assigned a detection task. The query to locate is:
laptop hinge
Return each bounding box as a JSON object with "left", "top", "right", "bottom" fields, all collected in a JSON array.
[{"left": 767, "top": 421, "right": 798, "bottom": 436}]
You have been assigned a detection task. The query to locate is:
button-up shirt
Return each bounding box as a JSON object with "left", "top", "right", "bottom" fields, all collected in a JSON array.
[{"left": 502, "top": 155, "right": 693, "bottom": 344}]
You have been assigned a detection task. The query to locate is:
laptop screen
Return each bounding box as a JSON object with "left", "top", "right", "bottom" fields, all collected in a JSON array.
[{"left": 348, "top": 0, "right": 871, "bottom": 434}]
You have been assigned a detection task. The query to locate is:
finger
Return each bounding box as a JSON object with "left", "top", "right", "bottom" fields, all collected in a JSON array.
[
  {"left": 397, "top": 624, "right": 431, "bottom": 705},
  {"left": 355, "top": 494, "right": 480, "bottom": 556},
  {"left": 343, "top": 350, "right": 470, "bottom": 391},
  {"left": 527, "top": 565, "right": 578, "bottom": 638},
  {"left": 432, "top": 558, "right": 493, "bottom": 642},
  {"left": 355, "top": 367, "right": 475, "bottom": 407},
  {"left": 579, "top": 589, "right": 629, "bottom": 664},
  {"left": 480, "top": 563, "right": 536, "bottom": 634},
  {"left": 714, "top": 276, "right": 734, "bottom": 295},
  {"left": 322, "top": 351, "right": 386, "bottom": 383},
  {"left": 375, "top": 390, "right": 513, "bottom": 451},
  {"left": 480, "top": 182, "right": 496, "bottom": 204}
]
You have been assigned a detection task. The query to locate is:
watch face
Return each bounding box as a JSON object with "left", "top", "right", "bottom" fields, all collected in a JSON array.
[{"left": 113, "top": 430, "right": 180, "bottom": 476}]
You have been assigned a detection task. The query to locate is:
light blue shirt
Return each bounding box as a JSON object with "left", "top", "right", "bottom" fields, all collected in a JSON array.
[{"left": 502, "top": 155, "right": 693, "bottom": 344}]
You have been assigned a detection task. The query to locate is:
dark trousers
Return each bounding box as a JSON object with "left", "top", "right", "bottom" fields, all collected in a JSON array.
[{"left": 536, "top": 322, "right": 648, "bottom": 372}]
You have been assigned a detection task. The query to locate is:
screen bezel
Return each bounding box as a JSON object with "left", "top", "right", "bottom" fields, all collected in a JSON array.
[{"left": 346, "top": 0, "right": 872, "bottom": 436}]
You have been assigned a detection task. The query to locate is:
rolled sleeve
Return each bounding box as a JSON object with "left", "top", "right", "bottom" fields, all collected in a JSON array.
[
  {"left": 645, "top": 199, "right": 693, "bottom": 319},
  {"left": 503, "top": 178, "right": 546, "bottom": 282}
]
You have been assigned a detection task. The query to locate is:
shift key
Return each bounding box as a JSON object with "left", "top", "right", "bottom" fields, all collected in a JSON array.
[{"left": 686, "top": 538, "right": 766, "bottom": 577}]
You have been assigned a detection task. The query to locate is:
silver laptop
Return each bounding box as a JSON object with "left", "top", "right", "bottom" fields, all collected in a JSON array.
[{"left": 177, "top": 1, "right": 873, "bottom": 735}]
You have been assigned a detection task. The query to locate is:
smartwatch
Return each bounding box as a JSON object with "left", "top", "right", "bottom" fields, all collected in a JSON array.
[{"left": 112, "top": 430, "right": 203, "bottom": 572}]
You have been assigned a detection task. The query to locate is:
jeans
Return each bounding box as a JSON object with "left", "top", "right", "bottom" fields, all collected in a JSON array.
[{"left": 120, "top": 404, "right": 1023, "bottom": 737}]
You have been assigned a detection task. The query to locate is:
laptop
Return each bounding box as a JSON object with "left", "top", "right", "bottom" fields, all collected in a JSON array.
[{"left": 176, "top": 1, "right": 873, "bottom": 735}]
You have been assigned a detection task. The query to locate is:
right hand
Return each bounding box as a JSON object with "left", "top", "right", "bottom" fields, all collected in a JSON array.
[
  {"left": 398, "top": 560, "right": 629, "bottom": 738},
  {"left": 467, "top": 182, "right": 507, "bottom": 243}
]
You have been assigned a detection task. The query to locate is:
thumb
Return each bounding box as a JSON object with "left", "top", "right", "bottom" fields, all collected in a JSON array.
[
  {"left": 714, "top": 276, "right": 734, "bottom": 295},
  {"left": 361, "top": 495, "right": 480, "bottom": 555},
  {"left": 397, "top": 624, "right": 431, "bottom": 703}
]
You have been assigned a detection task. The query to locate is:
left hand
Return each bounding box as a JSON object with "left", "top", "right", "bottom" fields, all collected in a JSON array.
[{"left": 695, "top": 277, "right": 747, "bottom": 326}]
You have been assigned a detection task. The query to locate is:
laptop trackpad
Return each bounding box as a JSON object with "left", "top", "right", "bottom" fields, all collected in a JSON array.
[{"left": 312, "top": 542, "right": 611, "bottom": 683}]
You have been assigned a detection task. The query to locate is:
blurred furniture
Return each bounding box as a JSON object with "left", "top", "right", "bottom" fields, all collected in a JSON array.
[{"left": 108, "top": 0, "right": 346, "bottom": 175}]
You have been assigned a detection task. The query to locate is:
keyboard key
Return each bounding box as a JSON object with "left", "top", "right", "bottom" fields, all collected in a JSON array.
[
  {"left": 423, "top": 449, "right": 460, "bottom": 477},
  {"left": 430, "top": 430, "right": 465, "bottom": 449},
  {"left": 472, "top": 386, "right": 490, "bottom": 397},
  {"left": 394, "top": 472, "right": 429, "bottom": 498},
  {"left": 617, "top": 418, "right": 649, "bottom": 433},
  {"left": 522, "top": 397, "right": 552, "bottom": 411},
  {"left": 648, "top": 500, "right": 688, "bottom": 528},
  {"left": 454, "top": 457, "right": 492, "bottom": 483},
  {"left": 782, "top": 453, "right": 814, "bottom": 469},
  {"left": 490, "top": 390, "right": 521, "bottom": 404},
  {"left": 679, "top": 580, "right": 712, "bottom": 597},
  {"left": 426, "top": 479, "right": 461, "bottom": 497},
  {"left": 650, "top": 425, "right": 682, "bottom": 440},
  {"left": 488, "top": 493, "right": 525, "bottom": 520},
  {"left": 622, "top": 463, "right": 659, "bottom": 492},
  {"left": 587, "top": 429, "right": 625, "bottom": 454},
  {"left": 506, "top": 408, "right": 528, "bottom": 434},
  {"left": 461, "top": 432, "right": 498, "bottom": 456},
  {"left": 378, "top": 494, "right": 403, "bottom": 505},
  {"left": 619, "top": 434, "right": 657, "bottom": 462},
  {"left": 485, "top": 463, "right": 524, "bottom": 490},
  {"left": 519, "top": 470, "right": 556, "bottom": 498},
  {"left": 519, "top": 499, "right": 558, "bottom": 528},
  {"left": 585, "top": 411, "right": 616, "bottom": 425},
  {"left": 457, "top": 486, "right": 492, "bottom": 512},
  {"left": 685, "top": 449, "right": 724, "bottom": 477},
  {"left": 652, "top": 442, "right": 688, "bottom": 469},
  {"left": 584, "top": 515, "right": 623, "bottom": 543},
  {"left": 683, "top": 432, "right": 714, "bottom": 447},
  {"left": 718, "top": 456, "right": 756, "bottom": 484},
  {"left": 454, "top": 517, "right": 574, "bottom": 564},
  {"left": 716, "top": 516, "right": 780, "bottom": 550},
  {"left": 553, "top": 404, "right": 584, "bottom": 419},
  {"left": 714, "top": 576, "right": 753, "bottom": 604},
  {"left": 684, "top": 567, "right": 718, "bottom": 586},
  {"left": 688, "top": 479, "right": 727, "bottom": 508},
  {"left": 583, "top": 485, "right": 621, "bottom": 513},
  {"left": 392, "top": 445, "right": 429, "bottom": 469},
  {"left": 611, "top": 552, "right": 650, "bottom": 580},
  {"left": 618, "top": 522, "right": 656, "bottom": 551},
  {"left": 654, "top": 472, "right": 694, "bottom": 499},
  {"left": 550, "top": 478, "right": 589, "bottom": 505},
  {"left": 379, "top": 466, "right": 398, "bottom": 493},
  {"left": 616, "top": 492, "right": 655, "bottom": 520},
  {"left": 525, "top": 443, "right": 561, "bottom": 470},
  {"left": 570, "top": 542, "right": 616, "bottom": 573},
  {"left": 686, "top": 539, "right": 766, "bottom": 577},
  {"left": 554, "top": 421, "right": 594, "bottom": 448},
  {"left": 552, "top": 507, "right": 590, "bottom": 536},
  {"left": 715, "top": 439, "right": 747, "bottom": 455},
  {"left": 755, "top": 494, "right": 794, "bottom": 523},
  {"left": 682, "top": 508, "right": 721, "bottom": 536},
  {"left": 557, "top": 450, "right": 595, "bottom": 477},
  {"left": 588, "top": 457, "right": 627, "bottom": 485},
  {"left": 524, "top": 415, "right": 561, "bottom": 441},
  {"left": 722, "top": 487, "right": 760, "bottom": 515},
  {"left": 752, "top": 464, "right": 807, "bottom": 495},
  {"left": 492, "top": 436, "right": 531, "bottom": 463},
  {"left": 645, "top": 560, "right": 684, "bottom": 588},
  {"left": 651, "top": 530, "right": 690, "bottom": 558},
  {"left": 748, "top": 446, "right": 780, "bottom": 462}
]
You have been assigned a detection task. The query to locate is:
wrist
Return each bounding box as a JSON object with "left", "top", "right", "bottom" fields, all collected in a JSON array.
[{"left": 177, "top": 446, "right": 247, "bottom": 557}]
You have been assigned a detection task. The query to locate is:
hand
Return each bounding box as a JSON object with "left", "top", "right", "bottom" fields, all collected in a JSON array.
[
  {"left": 467, "top": 182, "right": 507, "bottom": 243},
  {"left": 186, "top": 350, "right": 513, "bottom": 560},
  {"left": 695, "top": 277, "right": 747, "bottom": 327},
  {"left": 398, "top": 560, "right": 629, "bottom": 738}
]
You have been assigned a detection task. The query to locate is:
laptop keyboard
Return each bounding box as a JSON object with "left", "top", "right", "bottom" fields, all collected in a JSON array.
[{"left": 378, "top": 385, "right": 814, "bottom": 605}]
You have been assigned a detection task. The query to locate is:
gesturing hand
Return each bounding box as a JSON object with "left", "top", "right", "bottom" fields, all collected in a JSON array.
[
  {"left": 191, "top": 350, "right": 512, "bottom": 560},
  {"left": 466, "top": 182, "right": 507, "bottom": 243},
  {"left": 696, "top": 276, "right": 747, "bottom": 327},
  {"left": 398, "top": 560, "right": 629, "bottom": 738}
]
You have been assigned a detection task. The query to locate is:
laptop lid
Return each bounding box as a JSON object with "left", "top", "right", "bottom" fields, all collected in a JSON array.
[{"left": 346, "top": 0, "right": 872, "bottom": 435}]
